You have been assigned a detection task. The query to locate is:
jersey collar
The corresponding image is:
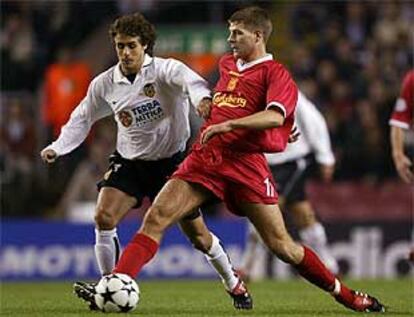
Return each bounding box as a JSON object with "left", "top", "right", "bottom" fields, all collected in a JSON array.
[
  {"left": 113, "top": 54, "right": 153, "bottom": 84},
  {"left": 236, "top": 53, "right": 273, "bottom": 72}
]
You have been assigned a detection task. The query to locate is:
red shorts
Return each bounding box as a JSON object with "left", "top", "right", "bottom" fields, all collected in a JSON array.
[{"left": 172, "top": 145, "right": 278, "bottom": 216}]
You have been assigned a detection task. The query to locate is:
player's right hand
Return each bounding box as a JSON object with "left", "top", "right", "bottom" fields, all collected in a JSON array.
[
  {"left": 393, "top": 153, "right": 413, "bottom": 183},
  {"left": 40, "top": 148, "right": 58, "bottom": 164},
  {"left": 288, "top": 125, "right": 300, "bottom": 143},
  {"left": 197, "top": 97, "right": 212, "bottom": 119}
]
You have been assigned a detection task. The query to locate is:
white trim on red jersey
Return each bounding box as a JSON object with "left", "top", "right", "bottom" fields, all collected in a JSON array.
[
  {"left": 266, "top": 101, "right": 286, "bottom": 118},
  {"left": 389, "top": 119, "right": 410, "bottom": 130},
  {"left": 236, "top": 53, "right": 273, "bottom": 72}
]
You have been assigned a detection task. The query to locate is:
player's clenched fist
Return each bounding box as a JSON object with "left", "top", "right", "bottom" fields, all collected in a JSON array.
[{"left": 40, "top": 148, "right": 58, "bottom": 163}]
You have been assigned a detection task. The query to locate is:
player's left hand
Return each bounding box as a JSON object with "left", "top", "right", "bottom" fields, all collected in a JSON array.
[
  {"left": 197, "top": 97, "right": 212, "bottom": 119},
  {"left": 200, "top": 121, "right": 234, "bottom": 144}
]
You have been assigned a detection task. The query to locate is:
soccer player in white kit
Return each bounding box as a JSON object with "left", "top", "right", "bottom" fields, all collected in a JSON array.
[
  {"left": 40, "top": 12, "right": 251, "bottom": 310},
  {"left": 240, "top": 91, "right": 339, "bottom": 279}
]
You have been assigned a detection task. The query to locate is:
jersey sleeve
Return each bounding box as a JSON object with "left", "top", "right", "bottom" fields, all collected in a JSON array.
[
  {"left": 389, "top": 71, "right": 414, "bottom": 129},
  {"left": 265, "top": 64, "right": 298, "bottom": 119},
  {"left": 161, "top": 59, "right": 211, "bottom": 107},
  {"left": 45, "top": 76, "right": 113, "bottom": 156}
]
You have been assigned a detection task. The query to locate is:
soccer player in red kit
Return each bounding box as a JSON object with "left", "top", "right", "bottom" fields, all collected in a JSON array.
[
  {"left": 110, "top": 7, "right": 384, "bottom": 312},
  {"left": 389, "top": 69, "right": 414, "bottom": 262}
]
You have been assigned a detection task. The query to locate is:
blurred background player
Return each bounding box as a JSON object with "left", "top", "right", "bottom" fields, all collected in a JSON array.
[
  {"left": 42, "top": 46, "right": 92, "bottom": 142},
  {"left": 389, "top": 69, "right": 414, "bottom": 184},
  {"left": 40, "top": 12, "right": 251, "bottom": 310},
  {"left": 108, "top": 7, "right": 384, "bottom": 313},
  {"left": 240, "top": 91, "right": 339, "bottom": 280},
  {"left": 389, "top": 69, "right": 414, "bottom": 262}
]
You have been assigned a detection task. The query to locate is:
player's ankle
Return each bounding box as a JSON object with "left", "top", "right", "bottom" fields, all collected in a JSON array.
[{"left": 331, "top": 280, "right": 354, "bottom": 306}]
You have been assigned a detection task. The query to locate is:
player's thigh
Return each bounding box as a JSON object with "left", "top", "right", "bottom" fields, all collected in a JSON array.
[
  {"left": 143, "top": 179, "right": 212, "bottom": 229},
  {"left": 240, "top": 203, "right": 293, "bottom": 247},
  {"left": 96, "top": 187, "right": 137, "bottom": 225}
]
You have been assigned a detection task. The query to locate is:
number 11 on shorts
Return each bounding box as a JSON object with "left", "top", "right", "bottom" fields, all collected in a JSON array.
[{"left": 264, "top": 177, "right": 275, "bottom": 197}]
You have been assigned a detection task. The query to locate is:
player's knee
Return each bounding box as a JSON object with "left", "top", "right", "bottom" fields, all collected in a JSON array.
[
  {"left": 95, "top": 205, "right": 118, "bottom": 230},
  {"left": 266, "top": 238, "right": 297, "bottom": 264}
]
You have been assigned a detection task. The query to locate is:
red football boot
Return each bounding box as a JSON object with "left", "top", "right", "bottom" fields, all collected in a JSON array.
[{"left": 336, "top": 290, "right": 385, "bottom": 313}]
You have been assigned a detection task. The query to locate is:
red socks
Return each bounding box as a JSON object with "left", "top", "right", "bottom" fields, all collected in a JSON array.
[
  {"left": 113, "top": 233, "right": 159, "bottom": 278},
  {"left": 295, "top": 246, "right": 336, "bottom": 291},
  {"left": 295, "top": 246, "right": 354, "bottom": 305}
]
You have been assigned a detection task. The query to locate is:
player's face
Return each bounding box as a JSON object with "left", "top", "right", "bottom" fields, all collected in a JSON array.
[
  {"left": 114, "top": 34, "right": 147, "bottom": 75},
  {"left": 227, "top": 22, "right": 258, "bottom": 62}
]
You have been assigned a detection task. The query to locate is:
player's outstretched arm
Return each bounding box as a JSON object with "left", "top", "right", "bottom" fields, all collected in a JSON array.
[
  {"left": 40, "top": 148, "right": 58, "bottom": 164},
  {"left": 200, "top": 109, "right": 284, "bottom": 144},
  {"left": 42, "top": 77, "right": 112, "bottom": 158}
]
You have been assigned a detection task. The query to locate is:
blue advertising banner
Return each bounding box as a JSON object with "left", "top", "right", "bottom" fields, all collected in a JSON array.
[
  {"left": 0, "top": 219, "right": 247, "bottom": 281},
  {"left": 1, "top": 219, "right": 412, "bottom": 280}
]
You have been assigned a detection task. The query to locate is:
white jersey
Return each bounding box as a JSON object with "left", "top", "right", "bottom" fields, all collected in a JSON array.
[
  {"left": 266, "top": 91, "right": 335, "bottom": 166},
  {"left": 46, "top": 54, "right": 211, "bottom": 160}
]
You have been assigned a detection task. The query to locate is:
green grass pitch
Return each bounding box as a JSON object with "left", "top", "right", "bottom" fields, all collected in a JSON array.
[{"left": 1, "top": 279, "right": 412, "bottom": 316}]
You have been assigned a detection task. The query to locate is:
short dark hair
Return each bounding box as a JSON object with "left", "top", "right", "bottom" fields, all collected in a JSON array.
[
  {"left": 228, "top": 6, "right": 273, "bottom": 43},
  {"left": 109, "top": 12, "right": 156, "bottom": 56}
]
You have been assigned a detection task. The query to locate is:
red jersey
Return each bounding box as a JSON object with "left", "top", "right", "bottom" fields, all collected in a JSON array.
[
  {"left": 200, "top": 53, "right": 298, "bottom": 153},
  {"left": 389, "top": 70, "right": 414, "bottom": 129}
]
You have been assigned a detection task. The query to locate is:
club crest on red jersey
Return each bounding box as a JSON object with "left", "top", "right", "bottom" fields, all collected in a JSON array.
[
  {"left": 118, "top": 110, "right": 133, "bottom": 127},
  {"left": 227, "top": 71, "right": 242, "bottom": 91},
  {"left": 227, "top": 77, "right": 239, "bottom": 91},
  {"left": 143, "top": 83, "right": 156, "bottom": 97}
]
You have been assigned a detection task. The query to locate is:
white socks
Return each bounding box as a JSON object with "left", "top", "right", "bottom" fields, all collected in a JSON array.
[
  {"left": 205, "top": 233, "right": 239, "bottom": 291},
  {"left": 95, "top": 228, "right": 121, "bottom": 275},
  {"left": 299, "top": 222, "right": 339, "bottom": 274}
]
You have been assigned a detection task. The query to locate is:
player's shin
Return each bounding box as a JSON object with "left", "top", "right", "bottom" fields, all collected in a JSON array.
[
  {"left": 112, "top": 232, "right": 158, "bottom": 278},
  {"left": 95, "top": 228, "right": 121, "bottom": 275},
  {"left": 204, "top": 233, "right": 239, "bottom": 290}
]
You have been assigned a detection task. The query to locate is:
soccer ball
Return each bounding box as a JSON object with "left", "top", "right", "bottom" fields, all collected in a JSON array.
[{"left": 95, "top": 273, "right": 140, "bottom": 313}]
